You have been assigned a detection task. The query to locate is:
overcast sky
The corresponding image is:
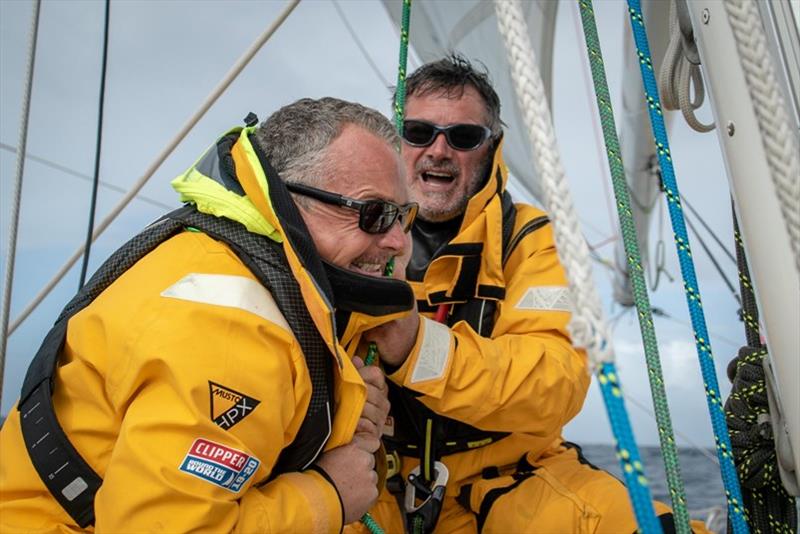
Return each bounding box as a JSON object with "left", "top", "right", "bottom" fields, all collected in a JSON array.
[{"left": 1, "top": 0, "right": 746, "bottom": 463}]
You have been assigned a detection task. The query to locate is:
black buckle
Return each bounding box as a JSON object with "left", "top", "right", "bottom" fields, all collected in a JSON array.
[{"left": 403, "top": 461, "right": 448, "bottom": 533}]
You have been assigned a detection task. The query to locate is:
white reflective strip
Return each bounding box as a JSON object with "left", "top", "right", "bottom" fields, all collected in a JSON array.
[
  {"left": 410, "top": 318, "right": 453, "bottom": 384},
  {"left": 515, "top": 286, "right": 572, "bottom": 312},
  {"left": 161, "top": 274, "right": 290, "bottom": 331},
  {"left": 62, "top": 477, "right": 88, "bottom": 502}
]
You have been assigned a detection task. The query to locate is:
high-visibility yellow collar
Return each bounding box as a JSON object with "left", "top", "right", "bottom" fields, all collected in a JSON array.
[{"left": 414, "top": 138, "right": 510, "bottom": 305}]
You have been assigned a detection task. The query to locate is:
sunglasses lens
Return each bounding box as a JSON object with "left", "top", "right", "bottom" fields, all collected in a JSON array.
[
  {"left": 402, "top": 121, "right": 435, "bottom": 146},
  {"left": 360, "top": 202, "right": 394, "bottom": 234},
  {"left": 448, "top": 125, "right": 488, "bottom": 150}
]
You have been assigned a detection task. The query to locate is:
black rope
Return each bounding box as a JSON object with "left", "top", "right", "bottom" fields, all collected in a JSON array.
[
  {"left": 79, "top": 0, "right": 111, "bottom": 289},
  {"left": 725, "top": 201, "right": 797, "bottom": 534}
]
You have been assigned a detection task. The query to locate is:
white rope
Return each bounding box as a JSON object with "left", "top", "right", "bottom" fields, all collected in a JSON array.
[
  {"left": 657, "top": 0, "right": 714, "bottom": 133},
  {"left": 1, "top": 0, "right": 41, "bottom": 400},
  {"left": 493, "top": 0, "right": 613, "bottom": 365},
  {"left": 6, "top": 0, "right": 300, "bottom": 336},
  {"left": 724, "top": 0, "right": 800, "bottom": 274}
]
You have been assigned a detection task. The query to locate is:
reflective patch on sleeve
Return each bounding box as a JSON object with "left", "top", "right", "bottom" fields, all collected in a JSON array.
[
  {"left": 161, "top": 273, "right": 290, "bottom": 331},
  {"left": 410, "top": 318, "right": 453, "bottom": 384},
  {"left": 515, "top": 286, "right": 572, "bottom": 312}
]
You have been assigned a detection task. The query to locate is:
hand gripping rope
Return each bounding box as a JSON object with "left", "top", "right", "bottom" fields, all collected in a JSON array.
[{"left": 625, "top": 1, "right": 748, "bottom": 531}]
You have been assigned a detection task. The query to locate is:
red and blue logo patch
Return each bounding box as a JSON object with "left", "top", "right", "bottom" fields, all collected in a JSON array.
[{"left": 179, "top": 438, "right": 260, "bottom": 492}]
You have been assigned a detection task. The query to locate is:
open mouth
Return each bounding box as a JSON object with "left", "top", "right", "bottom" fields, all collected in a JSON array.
[{"left": 421, "top": 171, "right": 456, "bottom": 185}]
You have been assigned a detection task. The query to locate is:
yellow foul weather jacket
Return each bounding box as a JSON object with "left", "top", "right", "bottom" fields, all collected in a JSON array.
[
  {"left": 378, "top": 140, "right": 591, "bottom": 498},
  {"left": 0, "top": 127, "right": 411, "bottom": 533}
]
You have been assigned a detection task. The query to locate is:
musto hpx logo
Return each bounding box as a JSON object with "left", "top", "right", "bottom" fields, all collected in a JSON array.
[{"left": 179, "top": 438, "right": 260, "bottom": 492}]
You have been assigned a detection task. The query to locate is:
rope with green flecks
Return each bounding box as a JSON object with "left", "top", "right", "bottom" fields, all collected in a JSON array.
[
  {"left": 724, "top": 211, "right": 797, "bottom": 534},
  {"left": 393, "top": 0, "right": 412, "bottom": 133},
  {"left": 359, "top": 257, "right": 396, "bottom": 534},
  {"left": 576, "top": 1, "right": 690, "bottom": 531},
  {"left": 625, "top": 0, "right": 748, "bottom": 530}
]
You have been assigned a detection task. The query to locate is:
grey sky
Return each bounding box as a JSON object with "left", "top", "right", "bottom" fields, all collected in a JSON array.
[{"left": 1, "top": 0, "right": 744, "bottom": 459}]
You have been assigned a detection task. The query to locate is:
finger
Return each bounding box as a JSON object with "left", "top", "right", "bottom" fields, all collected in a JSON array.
[
  {"left": 352, "top": 356, "right": 364, "bottom": 370},
  {"left": 359, "top": 365, "right": 386, "bottom": 390},
  {"left": 356, "top": 417, "right": 378, "bottom": 437},
  {"left": 365, "top": 384, "right": 389, "bottom": 408},
  {"left": 351, "top": 433, "right": 380, "bottom": 453}
]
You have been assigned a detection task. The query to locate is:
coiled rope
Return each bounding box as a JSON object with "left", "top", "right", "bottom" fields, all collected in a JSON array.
[
  {"left": 577, "top": 1, "right": 690, "bottom": 531},
  {"left": 494, "top": 1, "right": 661, "bottom": 532},
  {"left": 657, "top": 0, "right": 714, "bottom": 133},
  {"left": 724, "top": 212, "right": 798, "bottom": 533},
  {"left": 625, "top": 1, "right": 748, "bottom": 531},
  {"left": 723, "top": 0, "right": 800, "bottom": 275}
]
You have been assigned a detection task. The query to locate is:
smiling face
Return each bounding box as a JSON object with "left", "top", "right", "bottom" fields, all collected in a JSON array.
[
  {"left": 402, "top": 86, "right": 493, "bottom": 222},
  {"left": 298, "top": 123, "right": 411, "bottom": 277}
]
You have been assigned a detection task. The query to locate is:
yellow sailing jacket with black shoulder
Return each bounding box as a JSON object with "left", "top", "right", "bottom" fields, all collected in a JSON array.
[
  {"left": 381, "top": 139, "right": 591, "bottom": 491},
  {"left": 0, "top": 126, "right": 414, "bottom": 533}
]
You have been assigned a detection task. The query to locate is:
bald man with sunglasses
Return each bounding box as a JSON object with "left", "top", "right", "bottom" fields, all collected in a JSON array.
[{"left": 353, "top": 55, "right": 707, "bottom": 534}]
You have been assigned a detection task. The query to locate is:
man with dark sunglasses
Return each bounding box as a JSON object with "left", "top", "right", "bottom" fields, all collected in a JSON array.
[
  {"left": 353, "top": 55, "right": 701, "bottom": 534},
  {"left": 2, "top": 98, "right": 422, "bottom": 532}
]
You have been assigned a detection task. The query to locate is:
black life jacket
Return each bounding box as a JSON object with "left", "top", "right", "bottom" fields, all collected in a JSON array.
[
  {"left": 384, "top": 190, "right": 550, "bottom": 464},
  {"left": 18, "top": 206, "right": 341, "bottom": 527}
]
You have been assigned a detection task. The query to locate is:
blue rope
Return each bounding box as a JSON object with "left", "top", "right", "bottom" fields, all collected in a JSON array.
[
  {"left": 598, "top": 363, "right": 663, "bottom": 534},
  {"left": 624, "top": 2, "right": 749, "bottom": 531}
]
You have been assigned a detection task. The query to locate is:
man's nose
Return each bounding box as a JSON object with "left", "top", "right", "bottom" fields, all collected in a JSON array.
[
  {"left": 378, "top": 219, "right": 410, "bottom": 252},
  {"left": 425, "top": 131, "right": 451, "bottom": 158}
]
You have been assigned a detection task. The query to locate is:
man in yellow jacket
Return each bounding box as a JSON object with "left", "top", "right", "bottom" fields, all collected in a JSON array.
[
  {"left": 0, "top": 98, "right": 420, "bottom": 532},
  {"left": 353, "top": 56, "right": 702, "bottom": 533}
]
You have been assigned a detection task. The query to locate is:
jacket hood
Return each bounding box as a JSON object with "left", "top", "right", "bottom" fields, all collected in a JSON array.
[
  {"left": 172, "top": 126, "right": 414, "bottom": 350},
  {"left": 172, "top": 127, "right": 283, "bottom": 243}
]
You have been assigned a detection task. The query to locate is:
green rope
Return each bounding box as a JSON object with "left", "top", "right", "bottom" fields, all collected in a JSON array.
[
  {"left": 393, "top": 0, "right": 412, "bottom": 133},
  {"left": 356, "top": 3, "right": 411, "bottom": 532},
  {"left": 576, "top": 1, "right": 690, "bottom": 531},
  {"left": 358, "top": 257, "right": 395, "bottom": 534}
]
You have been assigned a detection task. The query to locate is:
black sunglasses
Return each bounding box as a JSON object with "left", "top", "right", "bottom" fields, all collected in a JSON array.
[
  {"left": 285, "top": 182, "right": 418, "bottom": 234},
  {"left": 402, "top": 119, "right": 492, "bottom": 151}
]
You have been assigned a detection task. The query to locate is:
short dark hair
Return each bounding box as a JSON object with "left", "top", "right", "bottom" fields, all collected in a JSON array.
[{"left": 396, "top": 54, "right": 503, "bottom": 137}]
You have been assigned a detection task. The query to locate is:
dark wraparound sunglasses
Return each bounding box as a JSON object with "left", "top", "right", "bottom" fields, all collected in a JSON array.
[
  {"left": 286, "top": 182, "right": 418, "bottom": 234},
  {"left": 402, "top": 119, "right": 492, "bottom": 151}
]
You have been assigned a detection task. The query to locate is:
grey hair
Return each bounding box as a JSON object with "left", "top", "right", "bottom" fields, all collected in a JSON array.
[{"left": 253, "top": 97, "right": 398, "bottom": 190}]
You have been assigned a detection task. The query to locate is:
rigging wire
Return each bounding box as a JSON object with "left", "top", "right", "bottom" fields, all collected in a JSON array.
[
  {"left": 622, "top": 393, "right": 719, "bottom": 466},
  {"left": 0, "top": 143, "right": 172, "bottom": 211},
  {"left": 331, "top": 0, "right": 392, "bottom": 89},
  {"left": 683, "top": 208, "right": 741, "bottom": 308},
  {"left": 0, "top": 0, "right": 41, "bottom": 400},
  {"left": 78, "top": 0, "right": 111, "bottom": 289},
  {"left": 6, "top": 0, "right": 301, "bottom": 337},
  {"left": 679, "top": 193, "right": 736, "bottom": 264}
]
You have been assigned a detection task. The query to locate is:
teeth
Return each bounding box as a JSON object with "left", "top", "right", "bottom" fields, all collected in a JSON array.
[{"left": 353, "top": 262, "right": 383, "bottom": 274}]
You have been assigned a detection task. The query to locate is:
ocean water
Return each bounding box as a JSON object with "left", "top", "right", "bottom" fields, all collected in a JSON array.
[{"left": 581, "top": 443, "right": 727, "bottom": 526}]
